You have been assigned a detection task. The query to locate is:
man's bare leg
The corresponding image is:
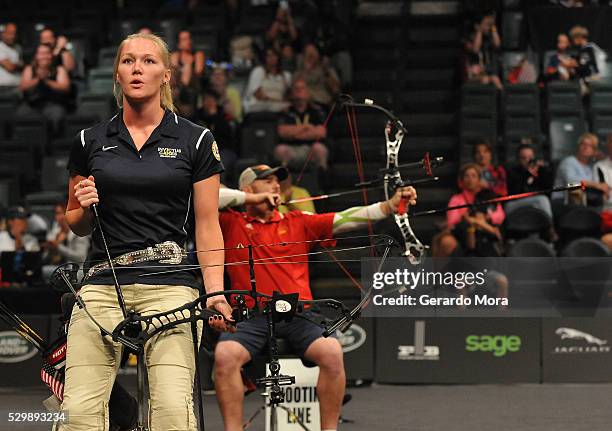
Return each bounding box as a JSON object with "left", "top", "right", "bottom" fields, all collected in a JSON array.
[
  {"left": 304, "top": 337, "right": 345, "bottom": 430},
  {"left": 214, "top": 340, "right": 251, "bottom": 431}
]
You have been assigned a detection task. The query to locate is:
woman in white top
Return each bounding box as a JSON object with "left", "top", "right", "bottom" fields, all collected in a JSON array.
[{"left": 244, "top": 46, "right": 291, "bottom": 113}]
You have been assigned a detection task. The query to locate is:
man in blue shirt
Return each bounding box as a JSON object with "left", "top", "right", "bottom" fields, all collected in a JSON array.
[{"left": 553, "top": 133, "right": 608, "bottom": 203}]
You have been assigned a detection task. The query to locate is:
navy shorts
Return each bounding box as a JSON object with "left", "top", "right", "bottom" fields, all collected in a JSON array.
[{"left": 219, "top": 311, "right": 325, "bottom": 360}]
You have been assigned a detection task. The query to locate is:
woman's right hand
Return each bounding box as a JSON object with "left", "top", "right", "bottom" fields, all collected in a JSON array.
[{"left": 73, "top": 175, "right": 99, "bottom": 209}]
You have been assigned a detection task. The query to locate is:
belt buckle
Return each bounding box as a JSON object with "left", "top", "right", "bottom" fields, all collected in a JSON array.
[{"left": 157, "top": 241, "right": 184, "bottom": 265}]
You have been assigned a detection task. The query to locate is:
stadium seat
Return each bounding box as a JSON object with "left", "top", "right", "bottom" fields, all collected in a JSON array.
[
  {"left": 461, "top": 83, "right": 497, "bottom": 114},
  {"left": 503, "top": 0, "right": 522, "bottom": 10},
  {"left": 40, "top": 155, "right": 69, "bottom": 193},
  {"left": 64, "top": 114, "right": 100, "bottom": 139},
  {"left": 190, "top": 28, "right": 218, "bottom": 57},
  {"left": 97, "top": 47, "right": 117, "bottom": 68},
  {"left": 548, "top": 114, "right": 586, "bottom": 161},
  {"left": 0, "top": 177, "right": 21, "bottom": 207},
  {"left": 12, "top": 115, "right": 48, "bottom": 152},
  {"left": 504, "top": 83, "right": 539, "bottom": 115},
  {"left": 591, "top": 110, "right": 612, "bottom": 143},
  {"left": 506, "top": 238, "right": 556, "bottom": 257},
  {"left": 561, "top": 237, "right": 610, "bottom": 257},
  {"left": 557, "top": 206, "right": 602, "bottom": 241},
  {"left": 1, "top": 141, "right": 37, "bottom": 184},
  {"left": 158, "top": 18, "right": 183, "bottom": 51},
  {"left": 460, "top": 108, "right": 497, "bottom": 143},
  {"left": 87, "top": 68, "right": 115, "bottom": 95},
  {"left": 501, "top": 11, "right": 524, "bottom": 50},
  {"left": 78, "top": 93, "right": 115, "bottom": 122},
  {"left": 589, "top": 82, "right": 612, "bottom": 113},
  {"left": 0, "top": 92, "right": 19, "bottom": 139},
  {"left": 240, "top": 123, "right": 277, "bottom": 160},
  {"left": 504, "top": 206, "right": 552, "bottom": 240},
  {"left": 112, "top": 18, "right": 146, "bottom": 44},
  {"left": 504, "top": 113, "right": 540, "bottom": 137},
  {"left": 547, "top": 81, "right": 583, "bottom": 117}
]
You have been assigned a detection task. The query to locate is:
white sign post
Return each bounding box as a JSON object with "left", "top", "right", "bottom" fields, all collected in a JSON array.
[{"left": 265, "top": 358, "right": 320, "bottom": 431}]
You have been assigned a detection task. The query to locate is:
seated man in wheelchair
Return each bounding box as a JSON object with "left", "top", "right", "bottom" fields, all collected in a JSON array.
[{"left": 216, "top": 164, "right": 417, "bottom": 431}]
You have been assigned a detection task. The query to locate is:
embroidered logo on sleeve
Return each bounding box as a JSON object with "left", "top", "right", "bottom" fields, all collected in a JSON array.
[
  {"left": 158, "top": 147, "right": 182, "bottom": 158},
  {"left": 212, "top": 140, "right": 221, "bottom": 161}
]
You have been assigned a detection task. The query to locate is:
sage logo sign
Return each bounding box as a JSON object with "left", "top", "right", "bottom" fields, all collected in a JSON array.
[
  {"left": 336, "top": 324, "right": 366, "bottom": 353},
  {"left": 465, "top": 335, "right": 521, "bottom": 357},
  {"left": 553, "top": 327, "right": 610, "bottom": 354},
  {"left": 0, "top": 331, "right": 38, "bottom": 363}
]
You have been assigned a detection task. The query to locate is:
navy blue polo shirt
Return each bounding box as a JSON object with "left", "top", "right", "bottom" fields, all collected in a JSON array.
[{"left": 68, "top": 109, "right": 224, "bottom": 288}]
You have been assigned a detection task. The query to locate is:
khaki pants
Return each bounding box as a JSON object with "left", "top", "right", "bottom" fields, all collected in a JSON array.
[{"left": 58, "top": 284, "right": 200, "bottom": 431}]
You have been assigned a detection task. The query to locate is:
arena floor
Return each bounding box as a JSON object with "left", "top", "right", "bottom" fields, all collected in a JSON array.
[{"left": 0, "top": 383, "right": 610, "bottom": 430}]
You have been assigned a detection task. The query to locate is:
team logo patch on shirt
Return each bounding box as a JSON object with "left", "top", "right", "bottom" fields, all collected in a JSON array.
[
  {"left": 158, "top": 147, "right": 182, "bottom": 158},
  {"left": 212, "top": 140, "right": 221, "bottom": 161}
]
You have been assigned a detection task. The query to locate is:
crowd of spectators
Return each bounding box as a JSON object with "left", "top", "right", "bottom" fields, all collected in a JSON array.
[
  {"left": 463, "top": 9, "right": 604, "bottom": 90},
  {"left": 4, "top": 0, "right": 612, "bottom": 287},
  {"left": 437, "top": 130, "right": 612, "bottom": 260},
  {"left": 0, "top": 0, "right": 353, "bottom": 285}
]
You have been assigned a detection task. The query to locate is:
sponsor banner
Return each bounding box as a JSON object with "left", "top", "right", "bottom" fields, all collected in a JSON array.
[
  {"left": 542, "top": 318, "right": 612, "bottom": 382},
  {"left": 336, "top": 319, "right": 374, "bottom": 382},
  {"left": 375, "top": 318, "right": 540, "bottom": 383},
  {"left": 0, "top": 315, "right": 50, "bottom": 386},
  {"left": 362, "top": 257, "right": 612, "bottom": 318},
  {"left": 314, "top": 290, "right": 375, "bottom": 383},
  {"left": 265, "top": 358, "right": 320, "bottom": 431}
]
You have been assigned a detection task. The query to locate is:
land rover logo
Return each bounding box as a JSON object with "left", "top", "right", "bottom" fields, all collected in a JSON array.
[
  {"left": 0, "top": 331, "right": 38, "bottom": 363},
  {"left": 336, "top": 324, "right": 366, "bottom": 353}
]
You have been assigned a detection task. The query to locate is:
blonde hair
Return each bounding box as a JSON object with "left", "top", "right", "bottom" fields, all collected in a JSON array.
[
  {"left": 569, "top": 25, "right": 588, "bottom": 40},
  {"left": 113, "top": 33, "right": 176, "bottom": 112},
  {"left": 578, "top": 132, "right": 598, "bottom": 148},
  {"left": 459, "top": 163, "right": 482, "bottom": 181}
]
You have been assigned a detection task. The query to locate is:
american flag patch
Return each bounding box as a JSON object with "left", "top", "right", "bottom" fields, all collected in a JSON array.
[{"left": 41, "top": 361, "right": 64, "bottom": 401}]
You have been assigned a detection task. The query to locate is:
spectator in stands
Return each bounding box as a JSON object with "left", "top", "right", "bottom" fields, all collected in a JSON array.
[
  {"left": 279, "top": 172, "right": 315, "bottom": 214},
  {"left": 473, "top": 139, "right": 507, "bottom": 196},
  {"left": 464, "top": 13, "right": 502, "bottom": 90},
  {"left": 307, "top": 1, "right": 353, "bottom": 89},
  {"left": 432, "top": 164, "right": 505, "bottom": 258},
  {"left": 506, "top": 144, "right": 554, "bottom": 217},
  {"left": 594, "top": 135, "right": 612, "bottom": 210},
  {"left": 0, "top": 206, "right": 40, "bottom": 252},
  {"left": 0, "top": 23, "right": 22, "bottom": 92},
  {"left": 275, "top": 78, "right": 328, "bottom": 171},
  {"left": 244, "top": 46, "right": 291, "bottom": 113},
  {"left": 294, "top": 43, "right": 340, "bottom": 107},
  {"left": 209, "top": 66, "right": 242, "bottom": 122},
  {"left": 17, "top": 44, "right": 70, "bottom": 136},
  {"left": 545, "top": 33, "right": 577, "bottom": 81},
  {"left": 196, "top": 89, "right": 236, "bottom": 182},
  {"left": 569, "top": 25, "right": 599, "bottom": 80},
  {"left": 42, "top": 202, "right": 89, "bottom": 277},
  {"left": 170, "top": 30, "right": 205, "bottom": 119},
  {"left": 39, "top": 28, "right": 76, "bottom": 75},
  {"left": 266, "top": 1, "right": 299, "bottom": 71},
  {"left": 553, "top": 132, "right": 608, "bottom": 204},
  {"left": 594, "top": 135, "right": 612, "bottom": 250}
]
